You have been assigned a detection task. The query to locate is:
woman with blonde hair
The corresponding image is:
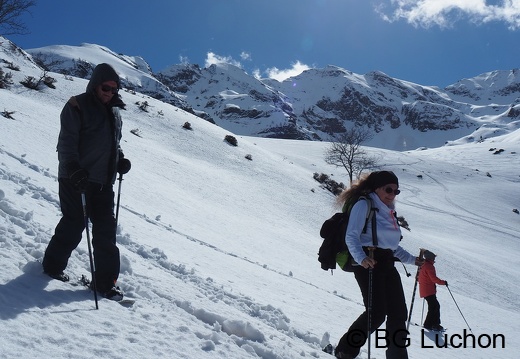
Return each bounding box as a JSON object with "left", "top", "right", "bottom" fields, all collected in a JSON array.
[{"left": 334, "top": 171, "right": 422, "bottom": 359}]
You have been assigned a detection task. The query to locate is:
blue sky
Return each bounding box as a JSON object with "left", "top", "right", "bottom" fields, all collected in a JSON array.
[{"left": 7, "top": 0, "right": 520, "bottom": 87}]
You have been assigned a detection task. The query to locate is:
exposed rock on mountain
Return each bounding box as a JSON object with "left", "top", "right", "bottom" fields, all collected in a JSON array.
[{"left": 3, "top": 37, "right": 518, "bottom": 150}]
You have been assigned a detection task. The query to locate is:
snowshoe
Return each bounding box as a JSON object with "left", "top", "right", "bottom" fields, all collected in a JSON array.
[
  {"left": 103, "top": 286, "right": 124, "bottom": 301},
  {"left": 45, "top": 271, "right": 70, "bottom": 282}
]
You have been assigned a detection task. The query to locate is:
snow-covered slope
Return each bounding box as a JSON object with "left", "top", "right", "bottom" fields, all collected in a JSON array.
[{"left": 1, "top": 36, "right": 519, "bottom": 359}]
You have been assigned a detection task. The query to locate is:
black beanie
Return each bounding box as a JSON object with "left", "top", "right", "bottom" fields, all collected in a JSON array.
[
  {"left": 371, "top": 170, "right": 399, "bottom": 189},
  {"left": 423, "top": 250, "right": 436, "bottom": 261}
]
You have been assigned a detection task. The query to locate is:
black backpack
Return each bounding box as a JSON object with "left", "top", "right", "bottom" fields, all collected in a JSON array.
[{"left": 318, "top": 196, "right": 377, "bottom": 272}]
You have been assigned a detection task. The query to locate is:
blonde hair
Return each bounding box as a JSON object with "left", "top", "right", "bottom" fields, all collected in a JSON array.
[{"left": 335, "top": 173, "right": 371, "bottom": 211}]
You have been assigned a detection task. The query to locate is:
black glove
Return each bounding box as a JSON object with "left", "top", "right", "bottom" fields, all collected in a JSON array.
[
  {"left": 444, "top": 281, "right": 448, "bottom": 287},
  {"left": 117, "top": 158, "right": 131, "bottom": 175},
  {"left": 69, "top": 168, "right": 89, "bottom": 192}
]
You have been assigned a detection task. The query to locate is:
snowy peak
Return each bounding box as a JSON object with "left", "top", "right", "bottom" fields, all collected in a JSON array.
[
  {"left": 159, "top": 58, "right": 519, "bottom": 149},
  {"left": 445, "top": 68, "right": 520, "bottom": 105},
  {"left": 0, "top": 37, "right": 40, "bottom": 71},
  {"left": 158, "top": 61, "right": 299, "bottom": 138},
  {"left": 4, "top": 36, "right": 519, "bottom": 150},
  {"left": 19, "top": 40, "right": 191, "bottom": 111}
]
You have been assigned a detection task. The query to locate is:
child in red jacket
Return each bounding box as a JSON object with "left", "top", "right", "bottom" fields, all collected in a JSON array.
[{"left": 418, "top": 250, "right": 447, "bottom": 331}]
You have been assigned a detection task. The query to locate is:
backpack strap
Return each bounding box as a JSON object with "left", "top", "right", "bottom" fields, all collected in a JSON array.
[
  {"left": 56, "top": 97, "right": 84, "bottom": 154},
  {"left": 67, "top": 96, "right": 84, "bottom": 122},
  {"left": 370, "top": 203, "right": 378, "bottom": 246},
  {"left": 360, "top": 196, "right": 378, "bottom": 246},
  {"left": 68, "top": 96, "right": 80, "bottom": 110}
]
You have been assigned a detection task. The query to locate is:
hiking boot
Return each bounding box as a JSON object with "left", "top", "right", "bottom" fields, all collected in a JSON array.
[
  {"left": 335, "top": 352, "right": 355, "bottom": 359},
  {"left": 103, "top": 286, "right": 124, "bottom": 301},
  {"left": 331, "top": 348, "right": 356, "bottom": 359},
  {"left": 322, "top": 344, "right": 333, "bottom": 354},
  {"left": 45, "top": 271, "right": 70, "bottom": 282},
  {"left": 432, "top": 325, "right": 444, "bottom": 331}
]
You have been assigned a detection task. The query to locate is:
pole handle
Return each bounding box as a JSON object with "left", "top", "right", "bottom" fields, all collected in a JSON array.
[{"left": 115, "top": 173, "right": 124, "bottom": 227}]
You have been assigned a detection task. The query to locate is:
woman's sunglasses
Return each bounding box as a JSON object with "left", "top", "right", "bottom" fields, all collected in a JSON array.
[
  {"left": 101, "top": 84, "right": 118, "bottom": 94},
  {"left": 384, "top": 187, "right": 401, "bottom": 195}
]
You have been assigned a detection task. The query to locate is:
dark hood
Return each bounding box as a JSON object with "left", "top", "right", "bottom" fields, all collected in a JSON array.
[
  {"left": 86, "top": 63, "right": 125, "bottom": 108},
  {"left": 86, "top": 63, "right": 120, "bottom": 93}
]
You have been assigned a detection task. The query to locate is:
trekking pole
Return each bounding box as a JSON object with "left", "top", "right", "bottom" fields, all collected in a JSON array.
[
  {"left": 446, "top": 284, "right": 472, "bottom": 333},
  {"left": 81, "top": 192, "right": 99, "bottom": 310},
  {"left": 407, "top": 249, "right": 424, "bottom": 330},
  {"left": 421, "top": 298, "right": 425, "bottom": 325},
  {"left": 115, "top": 173, "right": 123, "bottom": 227},
  {"left": 406, "top": 268, "right": 419, "bottom": 330},
  {"left": 367, "top": 247, "right": 375, "bottom": 359}
]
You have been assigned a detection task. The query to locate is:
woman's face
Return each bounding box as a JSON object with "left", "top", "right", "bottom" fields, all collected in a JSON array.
[{"left": 375, "top": 184, "right": 400, "bottom": 206}]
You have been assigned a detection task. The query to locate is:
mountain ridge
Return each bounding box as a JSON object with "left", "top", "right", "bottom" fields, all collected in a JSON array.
[{"left": 3, "top": 36, "right": 520, "bottom": 150}]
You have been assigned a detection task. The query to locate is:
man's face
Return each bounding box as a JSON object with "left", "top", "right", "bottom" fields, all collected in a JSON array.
[{"left": 96, "top": 80, "right": 118, "bottom": 104}]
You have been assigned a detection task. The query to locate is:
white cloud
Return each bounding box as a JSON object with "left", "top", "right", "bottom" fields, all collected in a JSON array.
[
  {"left": 240, "top": 51, "right": 251, "bottom": 61},
  {"left": 204, "top": 52, "right": 242, "bottom": 68},
  {"left": 265, "top": 61, "right": 312, "bottom": 82},
  {"left": 252, "top": 68, "right": 262, "bottom": 80},
  {"left": 377, "top": 0, "right": 520, "bottom": 29},
  {"left": 202, "top": 53, "right": 310, "bottom": 81},
  {"left": 179, "top": 55, "right": 190, "bottom": 65}
]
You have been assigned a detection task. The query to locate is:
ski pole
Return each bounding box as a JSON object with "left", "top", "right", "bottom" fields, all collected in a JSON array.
[
  {"left": 421, "top": 298, "right": 425, "bottom": 325},
  {"left": 407, "top": 249, "right": 424, "bottom": 330},
  {"left": 407, "top": 268, "right": 419, "bottom": 330},
  {"left": 446, "top": 284, "right": 472, "bottom": 333},
  {"left": 81, "top": 192, "right": 99, "bottom": 310},
  {"left": 367, "top": 247, "right": 375, "bottom": 359},
  {"left": 115, "top": 173, "right": 123, "bottom": 227}
]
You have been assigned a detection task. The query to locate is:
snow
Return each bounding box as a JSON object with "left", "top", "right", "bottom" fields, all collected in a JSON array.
[{"left": 1, "top": 41, "right": 519, "bottom": 359}]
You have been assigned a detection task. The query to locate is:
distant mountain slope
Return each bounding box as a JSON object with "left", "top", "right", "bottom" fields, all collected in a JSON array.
[{"left": 4, "top": 36, "right": 519, "bottom": 150}]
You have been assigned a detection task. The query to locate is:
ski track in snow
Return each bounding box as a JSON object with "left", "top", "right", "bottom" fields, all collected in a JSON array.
[
  {"left": 394, "top": 153, "right": 517, "bottom": 236},
  {"left": 387, "top": 153, "right": 519, "bottom": 313},
  {"left": 122, "top": 202, "right": 333, "bottom": 294},
  {"left": 0, "top": 154, "right": 329, "bottom": 359}
]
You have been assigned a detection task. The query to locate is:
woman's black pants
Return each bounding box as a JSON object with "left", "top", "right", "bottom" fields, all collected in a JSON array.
[
  {"left": 336, "top": 251, "right": 409, "bottom": 359},
  {"left": 423, "top": 294, "right": 441, "bottom": 328}
]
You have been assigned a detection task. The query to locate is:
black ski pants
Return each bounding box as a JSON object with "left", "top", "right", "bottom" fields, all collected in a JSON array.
[
  {"left": 43, "top": 179, "right": 120, "bottom": 293},
  {"left": 423, "top": 294, "right": 441, "bottom": 328},
  {"left": 336, "top": 249, "right": 409, "bottom": 359}
]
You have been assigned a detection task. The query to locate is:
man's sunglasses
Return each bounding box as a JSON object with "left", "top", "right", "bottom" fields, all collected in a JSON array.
[
  {"left": 384, "top": 187, "right": 401, "bottom": 195},
  {"left": 101, "top": 84, "right": 118, "bottom": 94}
]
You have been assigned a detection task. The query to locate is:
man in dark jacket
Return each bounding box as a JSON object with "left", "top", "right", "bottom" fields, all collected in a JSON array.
[
  {"left": 418, "top": 250, "right": 447, "bottom": 331},
  {"left": 42, "top": 63, "right": 131, "bottom": 300}
]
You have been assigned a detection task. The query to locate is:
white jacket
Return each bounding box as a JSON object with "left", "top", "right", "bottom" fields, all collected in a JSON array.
[{"left": 345, "top": 192, "right": 415, "bottom": 266}]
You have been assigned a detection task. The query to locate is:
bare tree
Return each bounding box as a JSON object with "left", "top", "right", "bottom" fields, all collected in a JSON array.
[
  {"left": 31, "top": 52, "right": 65, "bottom": 72},
  {"left": 324, "top": 126, "right": 378, "bottom": 185},
  {"left": 0, "top": 0, "right": 36, "bottom": 35},
  {"left": 19, "top": 69, "right": 55, "bottom": 90}
]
